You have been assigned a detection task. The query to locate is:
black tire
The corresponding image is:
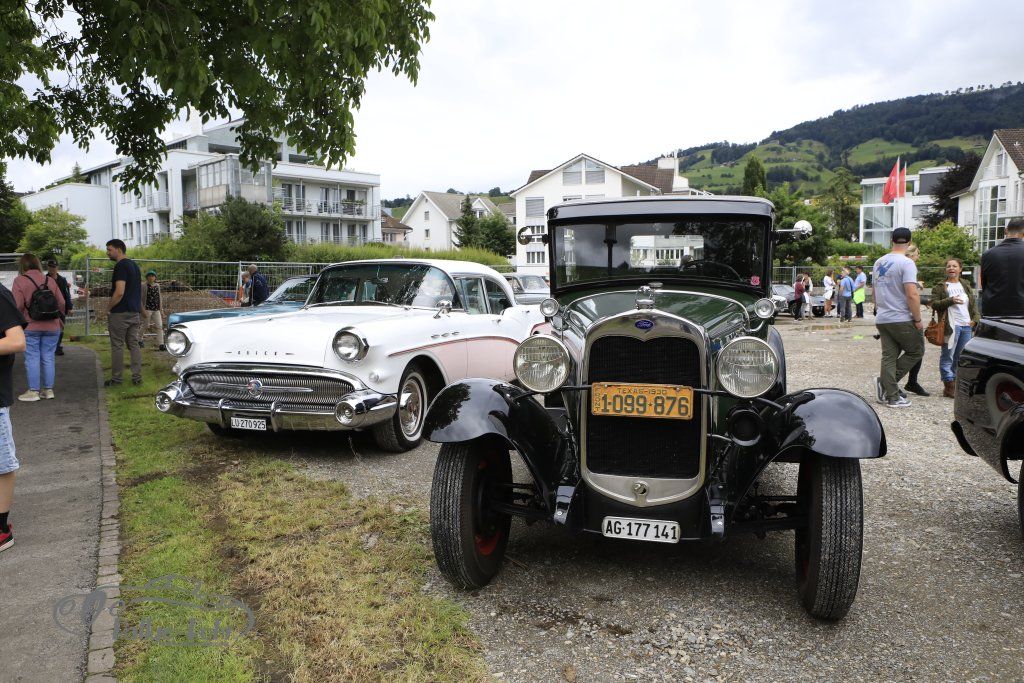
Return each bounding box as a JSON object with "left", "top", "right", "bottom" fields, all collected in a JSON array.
[
  {"left": 207, "top": 423, "right": 243, "bottom": 438},
  {"left": 812, "top": 307, "right": 825, "bottom": 318},
  {"left": 430, "top": 440, "right": 513, "bottom": 589},
  {"left": 373, "top": 363, "right": 430, "bottom": 452},
  {"left": 795, "top": 457, "right": 864, "bottom": 620},
  {"left": 1018, "top": 465, "right": 1023, "bottom": 541}
]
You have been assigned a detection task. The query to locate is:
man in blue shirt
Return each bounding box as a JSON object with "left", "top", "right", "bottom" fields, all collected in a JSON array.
[
  {"left": 837, "top": 267, "right": 855, "bottom": 322},
  {"left": 248, "top": 264, "right": 269, "bottom": 306}
]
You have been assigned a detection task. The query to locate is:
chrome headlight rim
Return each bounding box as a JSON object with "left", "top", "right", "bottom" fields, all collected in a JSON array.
[
  {"left": 716, "top": 336, "right": 779, "bottom": 399},
  {"left": 539, "top": 297, "right": 560, "bottom": 318},
  {"left": 165, "top": 328, "right": 192, "bottom": 357},
  {"left": 333, "top": 328, "right": 368, "bottom": 362},
  {"left": 513, "top": 334, "right": 571, "bottom": 394},
  {"left": 753, "top": 298, "right": 776, "bottom": 320}
]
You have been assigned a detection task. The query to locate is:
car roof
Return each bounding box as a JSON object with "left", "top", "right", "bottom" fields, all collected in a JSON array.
[
  {"left": 548, "top": 195, "right": 774, "bottom": 221},
  {"left": 321, "top": 258, "right": 504, "bottom": 277}
]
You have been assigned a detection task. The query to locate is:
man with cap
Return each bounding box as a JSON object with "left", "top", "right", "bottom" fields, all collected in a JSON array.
[
  {"left": 46, "top": 260, "right": 72, "bottom": 356},
  {"left": 871, "top": 227, "right": 925, "bottom": 408},
  {"left": 142, "top": 269, "right": 165, "bottom": 351}
]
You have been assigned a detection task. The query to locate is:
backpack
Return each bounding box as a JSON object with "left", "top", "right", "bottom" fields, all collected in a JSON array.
[{"left": 27, "top": 274, "right": 60, "bottom": 321}]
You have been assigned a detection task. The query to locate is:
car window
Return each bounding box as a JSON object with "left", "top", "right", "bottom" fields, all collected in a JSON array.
[
  {"left": 506, "top": 277, "right": 524, "bottom": 293},
  {"left": 310, "top": 263, "right": 460, "bottom": 309},
  {"left": 459, "top": 277, "right": 488, "bottom": 314},
  {"left": 520, "top": 276, "right": 548, "bottom": 291},
  {"left": 485, "top": 278, "right": 513, "bottom": 313},
  {"left": 267, "top": 277, "right": 316, "bottom": 303}
]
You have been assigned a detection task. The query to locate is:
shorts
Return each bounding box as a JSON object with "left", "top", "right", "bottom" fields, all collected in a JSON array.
[{"left": 0, "top": 407, "right": 17, "bottom": 475}]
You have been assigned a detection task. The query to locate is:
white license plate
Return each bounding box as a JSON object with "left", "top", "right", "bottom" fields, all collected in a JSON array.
[
  {"left": 230, "top": 417, "right": 267, "bottom": 431},
  {"left": 601, "top": 516, "right": 680, "bottom": 544}
]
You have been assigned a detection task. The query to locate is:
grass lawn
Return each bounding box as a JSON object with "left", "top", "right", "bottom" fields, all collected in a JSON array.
[{"left": 72, "top": 335, "right": 485, "bottom": 682}]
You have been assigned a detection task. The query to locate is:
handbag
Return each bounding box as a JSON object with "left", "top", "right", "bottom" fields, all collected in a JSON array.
[{"left": 925, "top": 309, "right": 946, "bottom": 346}]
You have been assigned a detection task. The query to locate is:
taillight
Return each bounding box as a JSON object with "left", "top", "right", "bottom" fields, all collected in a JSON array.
[{"left": 994, "top": 381, "right": 1024, "bottom": 412}]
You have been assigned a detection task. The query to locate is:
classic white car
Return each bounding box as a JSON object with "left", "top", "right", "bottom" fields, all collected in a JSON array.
[{"left": 155, "top": 259, "right": 545, "bottom": 451}]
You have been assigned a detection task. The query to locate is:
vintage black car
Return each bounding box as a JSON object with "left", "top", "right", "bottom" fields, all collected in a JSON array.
[
  {"left": 423, "top": 196, "right": 886, "bottom": 620},
  {"left": 951, "top": 316, "right": 1024, "bottom": 535}
]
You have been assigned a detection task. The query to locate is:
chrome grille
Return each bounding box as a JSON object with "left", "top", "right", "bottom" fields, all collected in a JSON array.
[
  {"left": 186, "top": 371, "right": 354, "bottom": 407},
  {"left": 585, "top": 336, "right": 703, "bottom": 479}
]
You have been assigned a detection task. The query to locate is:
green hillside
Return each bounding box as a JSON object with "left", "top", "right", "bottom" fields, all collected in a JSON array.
[{"left": 662, "top": 83, "right": 1021, "bottom": 195}]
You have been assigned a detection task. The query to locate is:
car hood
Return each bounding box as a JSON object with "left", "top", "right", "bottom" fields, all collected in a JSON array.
[
  {"left": 168, "top": 302, "right": 301, "bottom": 325},
  {"left": 564, "top": 289, "right": 752, "bottom": 338},
  {"left": 177, "top": 305, "right": 419, "bottom": 368}
]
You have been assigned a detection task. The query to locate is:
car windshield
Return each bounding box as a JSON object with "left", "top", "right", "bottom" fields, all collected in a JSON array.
[
  {"left": 552, "top": 217, "right": 768, "bottom": 289},
  {"left": 308, "top": 263, "right": 461, "bottom": 308},
  {"left": 519, "top": 275, "right": 548, "bottom": 291},
  {"left": 266, "top": 277, "right": 316, "bottom": 303},
  {"left": 773, "top": 284, "right": 794, "bottom": 297}
]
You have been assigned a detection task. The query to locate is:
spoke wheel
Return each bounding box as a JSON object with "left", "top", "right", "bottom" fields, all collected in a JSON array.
[
  {"left": 430, "top": 440, "right": 513, "bottom": 589},
  {"left": 373, "top": 364, "right": 430, "bottom": 452},
  {"left": 795, "top": 457, "right": 864, "bottom": 620}
]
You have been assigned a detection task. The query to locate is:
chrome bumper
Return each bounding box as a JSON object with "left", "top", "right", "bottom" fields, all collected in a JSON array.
[{"left": 155, "top": 380, "right": 397, "bottom": 432}]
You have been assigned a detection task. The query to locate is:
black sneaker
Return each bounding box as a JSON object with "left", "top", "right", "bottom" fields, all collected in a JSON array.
[
  {"left": 55, "top": 348, "right": 65, "bottom": 356},
  {"left": 132, "top": 378, "right": 143, "bottom": 386},
  {"left": 0, "top": 525, "right": 13, "bottom": 553},
  {"left": 158, "top": 345, "right": 166, "bottom": 352},
  {"left": 885, "top": 396, "right": 912, "bottom": 408},
  {"left": 875, "top": 377, "right": 885, "bottom": 404},
  {"left": 103, "top": 379, "right": 122, "bottom": 387},
  {"left": 904, "top": 382, "right": 930, "bottom": 397}
]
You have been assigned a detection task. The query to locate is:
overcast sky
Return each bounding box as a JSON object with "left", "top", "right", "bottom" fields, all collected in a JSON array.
[{"left": 7, "top": 0, "right": 1024, "bottom": 197}]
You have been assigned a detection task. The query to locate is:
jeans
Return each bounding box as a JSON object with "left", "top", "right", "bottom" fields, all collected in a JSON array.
[
  {"left": 855, "top": 302, "right": 865, "bottom": 318},
  {"left": 837, "top": 296, "right": 852, "bottom": 321},
  {"left": 939, "top": 325, "right": 973, "bottom": 382},
  {"left": 108, "top": 312, "right": 142, "bottom": 383},
  {"left": 877, "top": 321, "right": 925, "bottom": 400},
  {"left": 24, "top": 330, "right": 60, "bottom": 391},
  {"left": 142, "top": 310, "right": 165, "bottom": 345},
  {"left": 0, "top": 408, "right": 16, "bottom": 475}
]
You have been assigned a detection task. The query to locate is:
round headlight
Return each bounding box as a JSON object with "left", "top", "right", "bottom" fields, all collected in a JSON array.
[
  {"left": 333, "top": 330, "right": 367, "bottom": 361},
  {"left": 539, "top": 298, "right": 560, "bottom": 318},
  {"left": 514, "top": 335, "right": 570, "bottom": 393},
  {"left": 717, "top": 337, "right": 779, "bottom": 398},
  {"left": 165, "top": 329, "right": 191, "bottom": 357},
  {"left": 753, "top": 298, "right": 775, "bottom": 320}
]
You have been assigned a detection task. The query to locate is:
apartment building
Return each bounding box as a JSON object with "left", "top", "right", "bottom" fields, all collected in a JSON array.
[
  {"left": 22, "top": 119, "right": 382, "bottom": 249},
  {"left": 954, "top": 129, "right": 1024, "bottom": 253},
  {"left": 509, "top": 154, "right": 706, "bottom": 276},
  {"left": 858, "top": 166, "right": 950, "bottom": 245}
]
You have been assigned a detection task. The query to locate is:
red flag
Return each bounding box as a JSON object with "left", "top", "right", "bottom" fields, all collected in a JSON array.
[
  {"left": 882, "top": 158, "right": 899, "bottom": 204},
  {"left": 898, "top": 163, "right": 907, "bottom": 198}
]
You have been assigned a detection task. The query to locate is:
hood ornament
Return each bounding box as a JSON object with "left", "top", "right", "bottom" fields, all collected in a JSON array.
[{"left": 635, "top": 284, "right": 658, "bottom": 310}]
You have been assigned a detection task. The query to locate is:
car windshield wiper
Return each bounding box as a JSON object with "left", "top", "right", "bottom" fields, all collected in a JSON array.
[{"left": 304, "top": 301, "right": 357, "bottom": 309}]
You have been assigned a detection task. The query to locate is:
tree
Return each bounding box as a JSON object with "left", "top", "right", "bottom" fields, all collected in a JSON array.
[
  {"left": 910, "top": 220, "right": 979, "bottom": 267},
  {"left": 768, "top": 185, "right": 834, "bottom": 266},
  {"left": 819, "top": 167, "right": 859, "bottom": 240},
  {"left": 17, "top": 206, "right": 89, "bottom": 265},
  {"left": 175, "top": 197, "right": 286, "bottom": 261},
  {"left": 2, "top": 2, "right": 433, "bottom": 190},
  {"left": 477, "top": 211, "right": 515, "bottom": 257},
  {"left": 487, "top": 187, "right": 502, "bottom": 197},
  {"left": 741, "top": 157, "right": 766, "bottom": 196},
  {"left": 0, "top": 164, "right": 32, "bottom": 252},
  {"left": 69, "top": 162, "right": 85, "bottom": 183},
  {"left": 920, "top": 153, "right": 982, "bottom": 229},
  {"left": 452, "top": 196, "right": 480, "bottom": 249}
]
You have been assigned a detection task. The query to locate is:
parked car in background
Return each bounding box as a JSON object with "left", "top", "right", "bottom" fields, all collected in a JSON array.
[
  {"left": 771, "top": 283, "right": 826, "bottom": 317},
  {"left": 504, "top": 273, "right": 550, "bottom": 305},
  {"left": 165, "top": 275, "right": 318, "bottom": 328},
  {"left": 424, "top": 196, "right": 886, "bottom": 620},
  {"left": 157, "top": 260, "right": 544, "bottom": 452},
  {"left": 951, "top": 315, "right": 1024, "bottom": 537}
]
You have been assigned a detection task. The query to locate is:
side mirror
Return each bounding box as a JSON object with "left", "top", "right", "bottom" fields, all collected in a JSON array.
[
  {"left": 516, "top": 227, "right": 533, "bottom": 246},
  {"left": 434, "top": 299, "right": 452, "bottom": 318}
]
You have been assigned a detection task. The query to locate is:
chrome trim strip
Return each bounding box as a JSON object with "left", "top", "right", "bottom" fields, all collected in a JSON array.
[
  {"left": 180, "top": 362, "right": 367, "bottom": 391},
  {"left": 568, "top": 288, "right": 753, "bottom": 332},
  {"left": 207, "top": 382, "right": 314, "bottom": 394},
  {"left": 580, "top": 309, "right": 711, "bottom": 507}
]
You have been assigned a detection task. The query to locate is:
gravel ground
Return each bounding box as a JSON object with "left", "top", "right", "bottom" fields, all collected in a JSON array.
[{"left": 286, "top": 316, "right": 1024, "bottom": 682}]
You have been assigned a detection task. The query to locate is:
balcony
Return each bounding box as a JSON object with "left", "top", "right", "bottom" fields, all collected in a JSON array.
[
  {"left": 146, "top": 191, "right": 170, "bottom": 212},
  {"left": 287, "top": 234, "right": 383, "bottom": 246},
  {"left": 184, "top": 190, "right": 199, "bottom": 212},
  {"left": 272, "top": 189, "right": 378, "bottom": 219}
]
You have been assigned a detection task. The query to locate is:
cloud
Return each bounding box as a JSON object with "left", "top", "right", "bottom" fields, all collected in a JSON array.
[{"left": 6, "top": 0, "right": 1024, "bottom": 198}]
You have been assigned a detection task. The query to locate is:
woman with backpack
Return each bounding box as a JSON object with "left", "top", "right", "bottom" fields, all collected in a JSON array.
[{"left": 11, "top": 254, "right": 65, "bottom": 401}]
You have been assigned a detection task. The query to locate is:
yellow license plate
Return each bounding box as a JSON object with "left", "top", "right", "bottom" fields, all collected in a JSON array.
[{"left": 590, "top": 383, "right": 694, "bottom": 420}]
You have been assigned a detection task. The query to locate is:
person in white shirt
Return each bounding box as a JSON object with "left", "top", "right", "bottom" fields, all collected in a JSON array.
[
  {"left": 822, "top": 269, "right": 836, "bottom": 318},
  {"left": 930, "top": 258, "right": 979, "bottom": 398}
]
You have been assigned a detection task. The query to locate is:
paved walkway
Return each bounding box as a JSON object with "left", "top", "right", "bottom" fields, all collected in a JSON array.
[{"left": 0, "top": 346, "right": 104, "bottom": 682}]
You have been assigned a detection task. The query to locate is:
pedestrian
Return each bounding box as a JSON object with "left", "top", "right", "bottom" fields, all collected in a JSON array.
[
  {"left": 104, "top": 239, "right": 143, "bottom": 387},
  {"left": 248, "top": 264, "right": 269, "bottom": 306},
  {"left": 979, "top": 217, "right": 1024, "bottom": 316},
  {"left": 12, "top": 254, "right": 66, "bottom": 401},
  {"left": 237, "top": 272, "right": 251, "bottom": 307},
  {"left": 142, "top": 270, "right": 166, "bottom": 352},
  {"left": 837, "top": 267, "right": 855, "bottom": 322},
  {"left": 802, "top": 274, "right": 813, "bottom": 319},
  {"left": 792, "top": 274, "right": 805, "bottom": 320},
  {"left": 853, "top": 265, "right": 868, "bottom": 318},
  {"left": 872, "top": 227, "right": 925, "bottom": 408},
  {"left": 46, "top": 260, "right": 72, "bottom": 356},
  {"left": 0, "top": 280, "right": 27, "bottom": 554},
  {"left": 822, "top": 269, "right": 836, "bottom": 318},
  {"left": 902, "top": 244, "right": 929, "bottom": 397},
  {"left": 931, "top": 257, "right": 980, "bottom": 398}
]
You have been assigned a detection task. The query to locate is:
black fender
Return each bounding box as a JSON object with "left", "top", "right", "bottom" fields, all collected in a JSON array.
[
  {"left": 423, "top": 379, "right": 575, "bottom": 506},
  {"left": 766, "top": 325, "right": 787, "bottom": 399},
  {"left": 994, "top": 403, "right": 1024, "bottom": 483},
  {"left": 772, "top": 388, "right": 887, "bottom": 460}
]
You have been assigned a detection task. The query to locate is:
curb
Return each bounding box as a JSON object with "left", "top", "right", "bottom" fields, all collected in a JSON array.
[{"left": 86, "top": 354, "right": 119, "bottom": 682}]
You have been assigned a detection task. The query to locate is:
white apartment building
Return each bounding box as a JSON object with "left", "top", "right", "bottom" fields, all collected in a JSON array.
[
  {"left": 22, "top": 119, "right": 382, "bottom": 249},
  {"left": 509, "top": 154, "right": 705, "bottom": 276},
  {"left": 858, "top": 166, "right": 950, "bottom": 245},
  {"left": 955, "top": 129, "right": 1024, "bottom": 254},
  {"left": 403, "top": 192, "right": 499, "bottom": 250}
]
